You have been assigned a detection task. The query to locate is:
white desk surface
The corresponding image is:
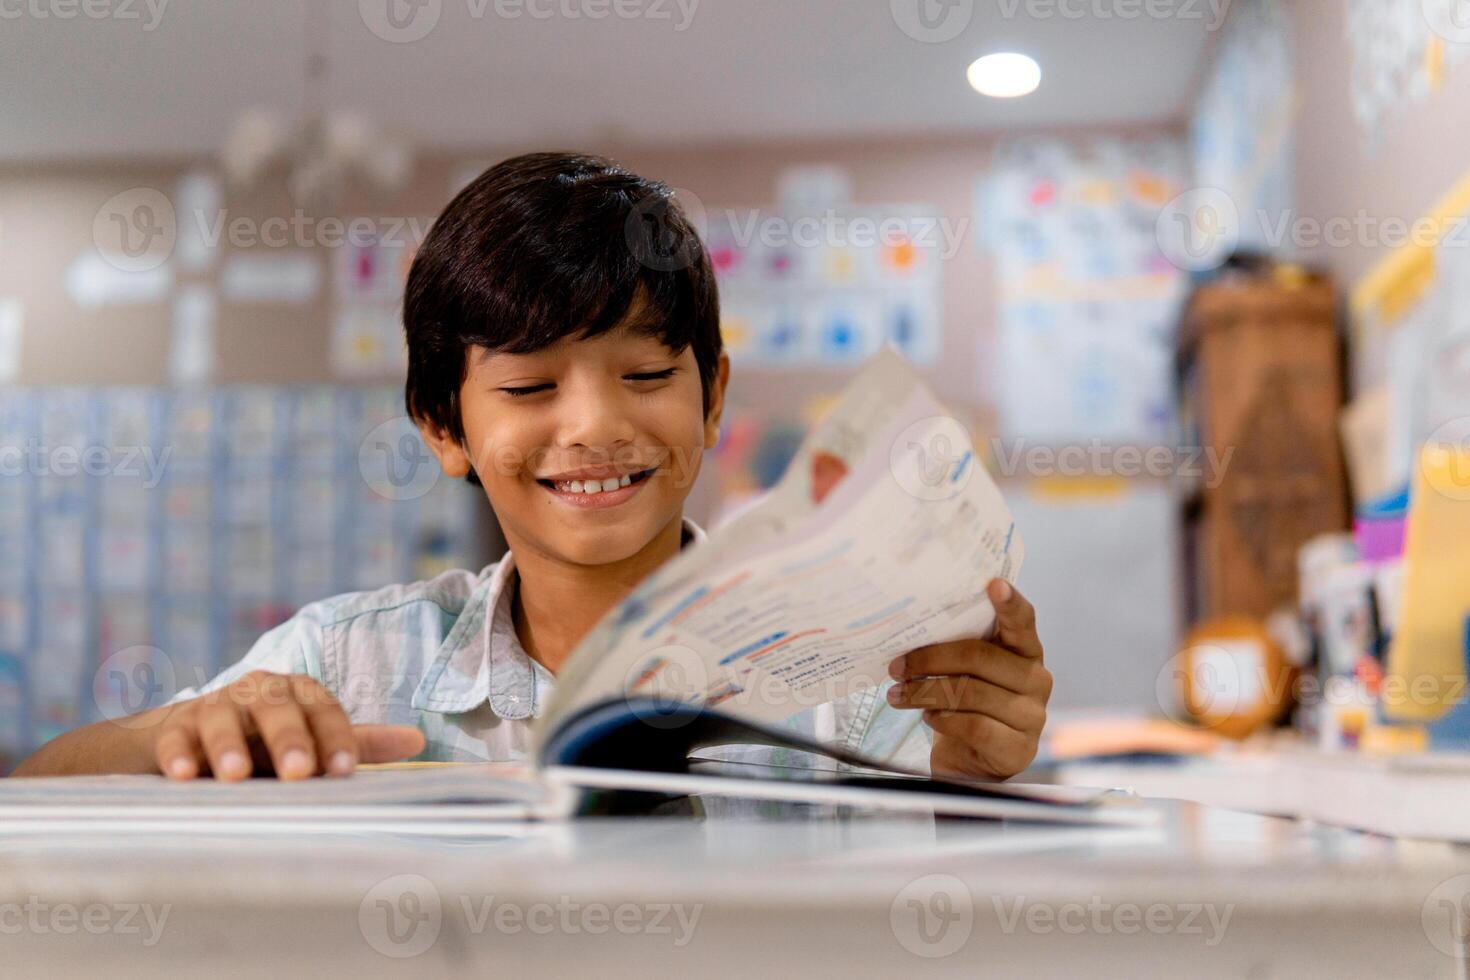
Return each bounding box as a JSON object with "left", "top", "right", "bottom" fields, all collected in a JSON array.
[{"left": 3, "top": 795, "right": 1470, "bottom": 978}]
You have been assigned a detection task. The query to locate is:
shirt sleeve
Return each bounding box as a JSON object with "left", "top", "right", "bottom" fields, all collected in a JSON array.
[
  {"left": 838, "top": 679, "right": 933, "bottom": 775},
  {"left": 169, "top": 605, "right": 329, "bottom": 703}
]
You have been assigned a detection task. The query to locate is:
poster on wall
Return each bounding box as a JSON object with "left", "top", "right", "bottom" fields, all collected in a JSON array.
[
  {"left": 1189, "top": 0, "right": 1295, "bottom": 248},
  {"left": 981, "top": 136, "right": 1189, "bottom": 447},
  {"left": 714, "top": 204, "right": 945, "bottom": 368},
  {"left": 1346, "top": 0, "right": 1470, "bottom": 145}
]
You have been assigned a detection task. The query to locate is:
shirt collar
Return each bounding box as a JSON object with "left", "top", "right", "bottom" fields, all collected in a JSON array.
[{"left": 411, "top": 516, "right": 707, "bottom": 717}]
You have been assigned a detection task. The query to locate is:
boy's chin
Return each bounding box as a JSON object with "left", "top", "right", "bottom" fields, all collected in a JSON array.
[{"left": 540, "top": 515, "right": 675, "bottom": 568}]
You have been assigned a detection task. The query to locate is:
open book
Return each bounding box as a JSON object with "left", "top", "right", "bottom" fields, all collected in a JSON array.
[
  {"left": 526, "top": 346, "right": 1144, "bottom": 824},
  {"left": 4, "top": 349, "right": 1148, "bottom": 828}
]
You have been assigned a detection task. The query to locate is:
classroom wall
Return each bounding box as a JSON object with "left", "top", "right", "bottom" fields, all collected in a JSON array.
[
  {"left": 0, "top": 126, "right": 1183, "bottom": 519},
  {"left": 1288, "top": 0, "right": 1470, "bottom": 389}
]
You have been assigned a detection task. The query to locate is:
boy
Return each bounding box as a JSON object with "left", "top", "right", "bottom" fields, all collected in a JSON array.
[{"left": 17, "top": 153, "right": 1051, "bottom": 782}]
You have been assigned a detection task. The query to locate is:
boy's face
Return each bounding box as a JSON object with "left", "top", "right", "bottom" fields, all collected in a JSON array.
[{"left": 424, "top": 307, "right": 727, "bottom": 568}]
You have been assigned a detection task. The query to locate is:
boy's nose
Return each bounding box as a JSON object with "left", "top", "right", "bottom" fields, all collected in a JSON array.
[{"left": 552, "top": 385, "right": 638, "bottom": 453}]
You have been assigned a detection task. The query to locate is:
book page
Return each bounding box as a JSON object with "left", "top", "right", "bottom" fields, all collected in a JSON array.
[{"left": 541, "top": 347, "right": 1024, "bottom": 733}]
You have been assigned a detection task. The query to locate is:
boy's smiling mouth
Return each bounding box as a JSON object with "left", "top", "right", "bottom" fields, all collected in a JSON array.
[{"left": 535, "top": 466, "right": 656, "bottom": 508}]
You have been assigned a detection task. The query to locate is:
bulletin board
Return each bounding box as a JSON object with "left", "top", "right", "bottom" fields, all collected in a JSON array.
[
  {"left": 712, "top": 204, "right": 944, "bottom": 368},
  {"left": 0, "top": 386, "right": 483, "bottom": 768},
  {"left": 1346, "top": 0, "right": 1470, "bottom": 145},
  {"left": 980, "top": 136, "right": 1189, "bottom": 446}
]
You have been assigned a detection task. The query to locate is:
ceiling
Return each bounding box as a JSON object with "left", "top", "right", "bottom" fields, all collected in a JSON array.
[{"left": 0, "top": 0, "right": 1217, "bottom": 162}]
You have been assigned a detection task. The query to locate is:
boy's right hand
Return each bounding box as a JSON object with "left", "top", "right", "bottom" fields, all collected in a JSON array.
[{"left": 151, "top": 671, "right": 426, "bottom": 781}]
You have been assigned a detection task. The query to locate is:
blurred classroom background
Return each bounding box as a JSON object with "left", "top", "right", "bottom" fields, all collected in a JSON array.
[{"left": 2, "top": 0, "right": 1468, "bottom": 776}]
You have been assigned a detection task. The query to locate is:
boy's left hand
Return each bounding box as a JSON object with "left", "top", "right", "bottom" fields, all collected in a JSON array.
[{"left": 886, "top": 579, "right": 1051, "bottom": 780}]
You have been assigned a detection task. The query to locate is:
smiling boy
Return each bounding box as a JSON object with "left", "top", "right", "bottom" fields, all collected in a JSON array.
[{"left": 16, "top": 153, "right": 1051, "bottom": 782}]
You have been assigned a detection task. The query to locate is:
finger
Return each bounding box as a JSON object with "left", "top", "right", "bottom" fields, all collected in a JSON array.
[
  {"left": 195, "top": 699, "right": 254, "bottom": 782},
  {"left": 890, "top": 640, "right": 1045, "bottom": 695},
  {"left": 353, "top": 725, "right": 427, "bottom": 764},
  {"left": 923, "top": 709, "right": 1035, "bottom": 759},
  {"left": 291, "top": 677, "right": 357, "bottom": 777},
  {"left": 153, "top": 716, "right": 206, "bottom": 781},
  {"left": 889, "top": 676, "right": 1046, "bottom": 732},
  {"left": 244, "top": 674, "right": 317, "bottom": 780},
  {"left": 988, "top": 579, "right": 1042, "bottom": 659}
]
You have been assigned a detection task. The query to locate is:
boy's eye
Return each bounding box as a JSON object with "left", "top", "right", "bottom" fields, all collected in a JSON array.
[
  {"left": 501, "top": 384, "right": 553, "bottom": 398},
  {"left": 626, "top": 368, "right": 677, "bottom": 382}
]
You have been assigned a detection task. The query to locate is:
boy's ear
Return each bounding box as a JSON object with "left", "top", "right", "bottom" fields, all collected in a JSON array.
[
  {"left": 703, "top": 353, "right": 731, "bottom": 449},
  {"left": 417, "top": 419, "right": 472, "bottom": 479}
]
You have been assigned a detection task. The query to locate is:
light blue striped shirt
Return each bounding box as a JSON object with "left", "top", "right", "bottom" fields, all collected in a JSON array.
[{"left": 176, "top": 519, "right": 932, "bottom": 772}]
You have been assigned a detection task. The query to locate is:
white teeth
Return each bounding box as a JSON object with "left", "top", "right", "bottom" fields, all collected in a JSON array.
[{"left": 552, "top": 474, "right": 638, "bottom": 495}]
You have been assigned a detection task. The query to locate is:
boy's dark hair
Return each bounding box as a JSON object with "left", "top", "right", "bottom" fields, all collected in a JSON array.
[{"left": 403, "top": 152, "right": 722, "bottom": 482}]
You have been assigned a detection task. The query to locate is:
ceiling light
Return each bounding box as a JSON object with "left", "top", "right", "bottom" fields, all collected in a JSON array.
[{"left": 967, "top": 53, "right": 1042, "bottom": 99}]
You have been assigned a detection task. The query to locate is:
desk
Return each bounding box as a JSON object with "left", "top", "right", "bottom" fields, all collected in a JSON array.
[{"left": 1, "top": 798, "right": 1467, "bottom": 978}]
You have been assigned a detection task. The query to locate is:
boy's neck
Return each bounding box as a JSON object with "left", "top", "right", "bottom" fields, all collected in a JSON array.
[{"left": 508, "top": 515, "right": 686, "bottom": 675}]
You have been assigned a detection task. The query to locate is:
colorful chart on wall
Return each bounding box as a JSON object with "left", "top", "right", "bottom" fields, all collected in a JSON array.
[
  {"left": 712, "top": 204, "right": 944, "bottom": 367},
  {"left": 981, "top": 137, "right": 1189, "bottom": 446},
  {"left": 1347, "top": 0, "right": 1470, "bottom": 145},
  {"left": 1190, "top": 0, "right": 1296, "bottom": 248},
  {"left": 0, "top": 387, "right": 482, "bottom": 770}
]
